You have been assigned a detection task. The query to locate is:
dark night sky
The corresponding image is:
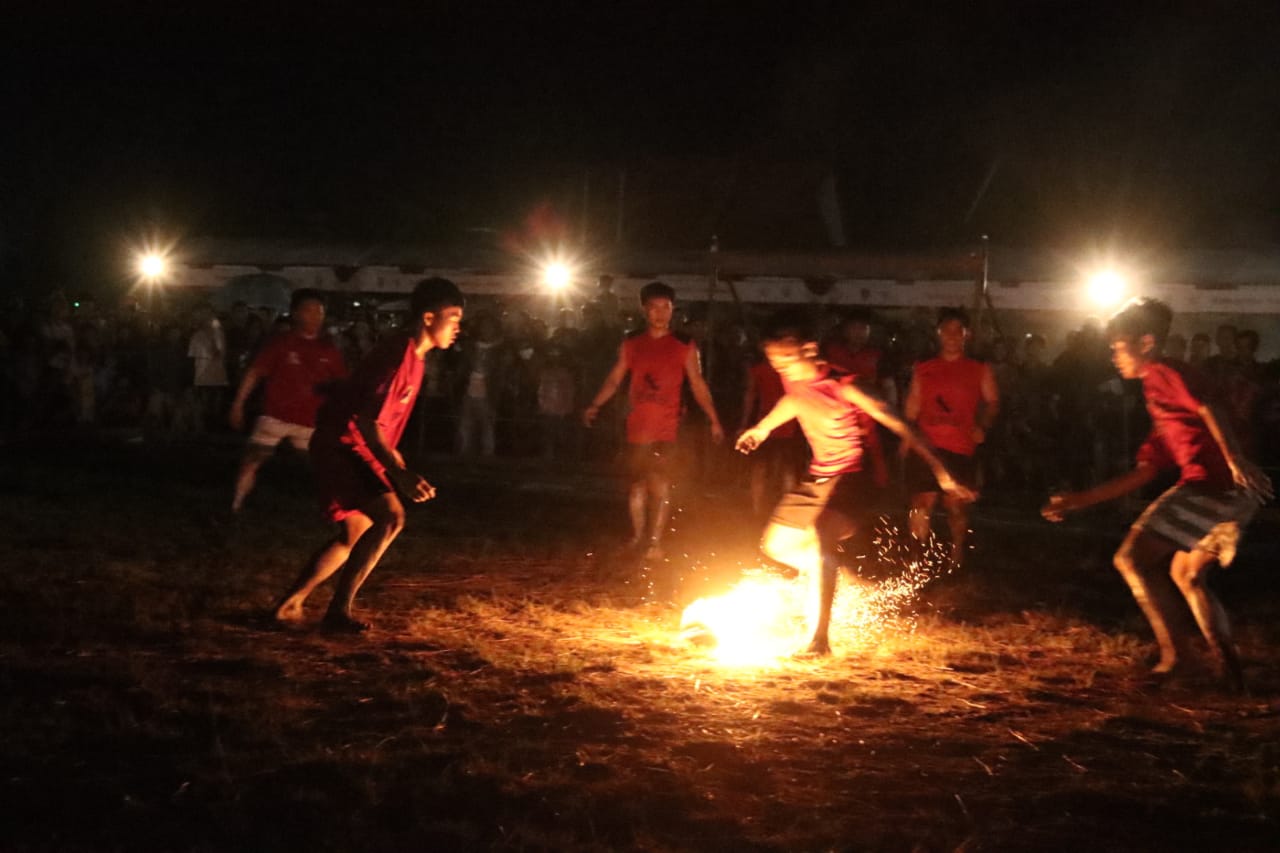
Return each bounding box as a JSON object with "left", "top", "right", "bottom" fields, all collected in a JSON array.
[{"left": 3, "top": 2, "right": 1280, "bottom": 287}]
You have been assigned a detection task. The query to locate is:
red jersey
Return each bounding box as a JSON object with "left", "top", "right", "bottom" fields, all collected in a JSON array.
[
  {"left": 912, "top": 356, "right": 987, "bottom": 456},
  {"left": 623, "top": 331, "right": 694, "bottom": 443},
  {"left": 315, "top": 334, "right": 425, "bottom": 479},
  {"left": 824, "top": 343, "right": 882, "bottom": 381},
  {"left": 250, "top": 331, "right": 347, "bottom": 427},
  {"left": 1136, "top": 359, "right": 1233, "bottom": 491},
  {"left": 748, "top": 360, "right": 797, "bottom": 439},
  {"left": 783, "top": 365, "right": 863, "bottom": 477}
]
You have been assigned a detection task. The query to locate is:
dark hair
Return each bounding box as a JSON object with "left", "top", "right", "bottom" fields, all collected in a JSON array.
[
  {"left": 1237, "top": 329, "right": 1260, "bottom": 350},
  {"left": 410, "top": 277, "right": 465, "bottom": 317},
  {"left": 289, "top": 288, "right": 325, "bottom": 312},
  {"left": 1105, "top": 297, "right": 1173, "bottom": 348},
  {"left": 639, "top": 281, "right": 676, "bottom": 305},
  {"left": 1191, "top": 332, "right": 1211, "bottom": 344},
  {"left": 936, "top": 306, "right": 970, "bottom": 328},
  {"left": 761, "top": 308, "right": 815, "bottom": 344}
]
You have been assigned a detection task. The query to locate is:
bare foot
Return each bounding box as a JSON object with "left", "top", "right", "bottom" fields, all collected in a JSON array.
[
  {"left": 643, "top": 542, "right": 665, "bottom": 561},
  {"left": 321, "top": 613, "right": 372, "bottom": 634},
  {"left": 796, "top": 637, "right": 832, "bottom": 658},
  {"left": 273, "top": 600, "right": 305, "bottom": 624}
]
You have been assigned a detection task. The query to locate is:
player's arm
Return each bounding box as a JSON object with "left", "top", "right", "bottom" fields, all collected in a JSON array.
[
  {"left": 844, "top": 383, "right": 974, "bottom": 500},
  {"left": 582, "top": 343, "right": 630, "bottom": 426},
  {"left": 1199, "top": 402, "right": 1274, "bottom": 502},
  {"left": 1042, "top": 462, "right": 1158, "bottom": 522},
  {"left": 973, "top": 363, "right": 1000, "bottom": 444},
  {"left": 903, "top": 370, "right": 922, "bottom": 423},
  {"left": 355, "top": 414, "right": 435, "bottom": 503},
  {"left": 683, "top": 345, "right": 725, "bottom": 442},
  {"left": 228, "top": 363, "right": 267, "bottom": 430},
  {"left": 735, "top": 396, "right": 798, "bottom": 453}
]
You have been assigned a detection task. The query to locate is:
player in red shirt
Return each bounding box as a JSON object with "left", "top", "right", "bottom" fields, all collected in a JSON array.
[
  {"left": 229, "top": 289, "right": 347, "bottom": 513},
  {"left": 1043, "top": 298, "right": 1272, "bottom": 689},
  {"left": 903, "top": 307, "right": 999, "bottom": 567},
  {"left": 737, "top": 312, "right": 974, "bottom": 656},
  {"left": 272, "top": 278, "right": 464, "bottom": 632},
  {"left": 582, "top": 281, "right": 724, "bottom": 560}
]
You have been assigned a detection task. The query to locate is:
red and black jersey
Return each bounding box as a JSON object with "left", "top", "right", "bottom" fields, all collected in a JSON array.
[
  {"left": 912, "top": 356, "right": 986, "bottom": 456},
  {"left": 622, "top": 330, "right": 694, "bottom": 444}
]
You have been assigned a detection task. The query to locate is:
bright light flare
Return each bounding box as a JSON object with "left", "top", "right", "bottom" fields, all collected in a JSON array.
[
  {"left": 542, "top": 260, "right": 574, "bottom": 291},
  {"left": 137, "top": 252, "right": 169, "bottom": 282},
  {"left": 1086, "top": 269, "right": 1127, "bottom": 308}
]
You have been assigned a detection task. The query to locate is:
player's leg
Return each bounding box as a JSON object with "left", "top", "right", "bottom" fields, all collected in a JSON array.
[
  {"left": 1171, "top": 548, "right": 1244, "bottom": 689},
  {"left": 1113, "top": 528, "right": 1188, "bottom": 673},
  {"left": 232, "top": 440, "right": 277, "bottom": 512},
  {"left": 941, "top": 493, "right": 970, "bottom": 566},
  {"left": 645, "top": 470, "right": 672, "bottom": 559},
  {"left": 323, "top": 491, "right": 407, "bottom": 631},
  {"left": 273, "top": 512, "right": 374, "bottom": 622}
]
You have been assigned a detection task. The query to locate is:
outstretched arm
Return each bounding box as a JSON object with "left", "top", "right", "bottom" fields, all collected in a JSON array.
[
  {"left": 735, "top": 396, "right": 798, "bottom": 453},
  {"left": 843, "top": 383, "right": 974, "bottom": 500},
  {"left": 1042, "top": 462, "right": 1157, "bottom": 521},
  {"left": 582, "top": 344, "right": 630, "bottom": 427},
  {"left": 684, "top": 346, "right": 725, "bottom": 442}
]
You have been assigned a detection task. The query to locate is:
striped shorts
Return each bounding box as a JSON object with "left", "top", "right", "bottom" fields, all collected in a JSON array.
[{"left": 1131, "top": 482, "right": 1258, "bottom": 566}]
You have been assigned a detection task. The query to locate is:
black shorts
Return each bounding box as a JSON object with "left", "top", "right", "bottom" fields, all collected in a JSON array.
[
  {"left": 769, "top": 470, "right": 873, "bottom": 533},
  {"left": 904, "top": 448, "right": 977, "bottom": 494},
  {"left": 626, "top": 441, "right": 680, "bottom": 480}
]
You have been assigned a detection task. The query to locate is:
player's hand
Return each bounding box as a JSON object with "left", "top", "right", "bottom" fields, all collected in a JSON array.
[
  {"left": 938, "top": 473, "right": 976, "bottom": 503},
  {"left": 389, "top": 467, "right": 436, "bottom": 503},
  {"left": 1230, "top": 459, "right": 1274, "bottom": 504},
  {"left": 582, "top": 404, "right": 599, "bottom": 428},
  {"left": 709, "top": 421, "right": 725, "bottom": 444},
  {"left": 228, "top": 401, "right": 245, "bottom": 431},
  {"left": 735, "top": 428, "right": 766, "bottom": 454},
  {"left": 1041, "top": 493, "right": 1074, "bottom": 523}
]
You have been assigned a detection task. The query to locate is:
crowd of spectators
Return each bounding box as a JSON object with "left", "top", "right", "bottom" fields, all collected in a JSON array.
[{"left": 5, "top": 285, "right": 1280, "bottom": 500}]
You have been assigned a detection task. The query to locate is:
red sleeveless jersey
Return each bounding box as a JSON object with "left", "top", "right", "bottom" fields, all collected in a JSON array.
[
  {"left": 783, "top": 365, "right": 863, "bottom": 477},
  {"left": 913, "top": 356, "right": 986, "bottom": 456},
  {"left": 623, "top": 331, "right": 694, "bottom": 443}
]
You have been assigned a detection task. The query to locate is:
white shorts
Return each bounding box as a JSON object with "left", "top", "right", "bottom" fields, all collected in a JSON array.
[
  {"left": 248, "top": 415, "right": 315, "bottom": 451},
  {"left": 1131, "top": 482, "right": 1258, "bottom": 566}
]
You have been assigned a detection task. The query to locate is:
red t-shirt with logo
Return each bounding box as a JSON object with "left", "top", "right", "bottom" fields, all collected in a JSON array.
[
  {"left": 912, "top": 356, "right": 987, "bottom": 456},
  {"left": 783, "top": 365, "right": 863, "bottom": 477},
  {"left": 1136, "top": 359, "right": 1233, "bottom": 491},
  {"left": 315, "top": 334, "right": 425, "bottom": 479},
  {"left": 250, "top": 331, "right": 347, "bottom": 427},
  {"left": 623, "top": 331, "right": 694, "bottom": 444},
  {"left": 748, "top": 360, "right": 798, "bottom": 439}
]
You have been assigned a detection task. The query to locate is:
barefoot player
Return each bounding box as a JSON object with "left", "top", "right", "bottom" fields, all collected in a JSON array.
[
  {"left": 273, "top": 278, "right": 464, "bottom": 632},
  {"left": 1043, "top": 298, "right": 1271, "bottom": 689},
  {"left": 582, "top": 281, "right": 724, "bottom": 560},
  {"left": 737, "top": 313, "right": 975, "bottom": 656}
]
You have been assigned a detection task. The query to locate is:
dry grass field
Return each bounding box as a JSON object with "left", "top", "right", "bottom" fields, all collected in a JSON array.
[{"left": 3, "top": 441, "right": 1279, "bottom": 851}]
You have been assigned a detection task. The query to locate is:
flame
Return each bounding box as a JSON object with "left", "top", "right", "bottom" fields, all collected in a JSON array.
[
  {"left": 680, "top": 571, "right": 809, "bottom": 666},
  {"left": 679, "top": 521, "right": 954, "bottom": 666}
]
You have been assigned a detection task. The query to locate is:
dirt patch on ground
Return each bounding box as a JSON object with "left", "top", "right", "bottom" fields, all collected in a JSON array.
[{"left": 2, "top": 444, "right": 1279, "bottom": 851}]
